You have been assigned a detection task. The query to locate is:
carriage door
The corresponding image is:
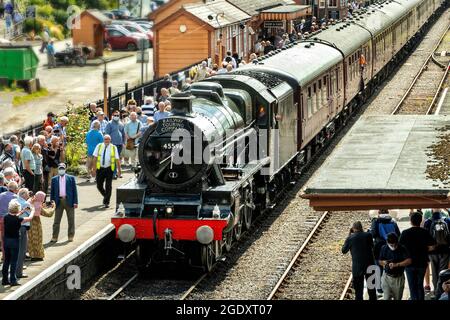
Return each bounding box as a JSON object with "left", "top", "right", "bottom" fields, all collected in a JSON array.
[{"left": 326, "top": 74, "right": 334, "bottom": 117}]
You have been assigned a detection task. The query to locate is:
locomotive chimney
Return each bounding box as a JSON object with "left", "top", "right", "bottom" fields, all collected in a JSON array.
[{"left": 170, "top": 92, "right": 194, "bottom": 115}]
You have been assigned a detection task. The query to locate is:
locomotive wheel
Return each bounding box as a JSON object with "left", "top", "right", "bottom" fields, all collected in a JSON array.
[
  {"left": 224, "top": 230, "right": 233, "bottom": 252},
  {"left": 201, "top": 244, "right": 214, "bottom": 273},
  {"left": 233, "top": 212, "right": 243, "bottom": 241},
  {"left": 243, "top": 190, "right": 253, "bottom": 230}
]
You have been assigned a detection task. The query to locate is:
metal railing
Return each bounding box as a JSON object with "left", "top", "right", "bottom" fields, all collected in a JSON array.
[{"left": 4, "top": 58, "right": 207, "bottom": 139}]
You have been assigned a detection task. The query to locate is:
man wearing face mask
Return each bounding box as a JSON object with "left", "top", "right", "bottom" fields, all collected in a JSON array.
[
  {"left": 50, "top": 163, "right": 78, "bottom": 242},
  {"left": 379, "top": 233, "right": 412, "bottom": 300},
  {"left": 105, "top": 110, "right": 125, "bottom": 178}
]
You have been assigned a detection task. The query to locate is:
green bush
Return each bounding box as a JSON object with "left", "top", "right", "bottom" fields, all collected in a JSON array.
[
  {"left": 64, "top": 104, "right": 90, "bottom": 173},
  {"left": 49, "top": 0, "right": 73, "bottom": 10},
  {"left": 53, "top": 9, "right": 70, "bottom": 27},
  {"left": 23, "top": 18, "right": 44, "bottom": 34},
  {"left": 29, "top": 0, "right": 47, "bottom": 6},
  {"left": 37, "top": 4, "right": 53, "bottom": 19}
]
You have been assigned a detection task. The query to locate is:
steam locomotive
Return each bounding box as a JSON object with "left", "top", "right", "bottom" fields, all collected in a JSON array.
[{"left": 112, "top": 0, "right": 446, "bottom": 271}]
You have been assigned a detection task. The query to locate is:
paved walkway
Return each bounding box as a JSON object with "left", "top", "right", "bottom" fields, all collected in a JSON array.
[
  {"left": 0, "top": 39, "right": 153, "bottom": 135},
  {"left": 0, "top": 171, "right": 134, "bottom": 298}
]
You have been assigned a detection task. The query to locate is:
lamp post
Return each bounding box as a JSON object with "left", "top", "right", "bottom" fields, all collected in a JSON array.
[
  {"left": 99, "top": 47, "right": 112, "bottom": 116},
  {"left": 208, "top": 13, "right": 225, "bottom": 63}
]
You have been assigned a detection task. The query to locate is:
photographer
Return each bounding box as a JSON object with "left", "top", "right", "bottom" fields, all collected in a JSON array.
[
  {"left": 1, "top": 200, "right": 34, "bottom": 286},
  {"left": 379, "top": 233, "right": 412, "bottom": 300},
  {"left": 47, "top": 136, "right": 64, "bottom": 188},
  {"left": 342, "top": 221, "right": 377, "bottom": 300}
]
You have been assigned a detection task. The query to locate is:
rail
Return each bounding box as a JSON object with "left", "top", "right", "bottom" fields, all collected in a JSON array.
[
  {"left": 391, "top": 26, "right": 449, "bottom": 115},
  {"left": 267, "top": 211, "right": 331, "bottom": 300},
  {"left": 428, "top": 62, "right": 450, "bottom": 115}
]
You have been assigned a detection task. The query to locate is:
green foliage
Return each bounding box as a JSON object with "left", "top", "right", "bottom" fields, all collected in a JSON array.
[
  {"left": 29, "top": 0, "right": 47, "bottom": 6},
  {"left": 64, "top": 104, "right": 90, "bottom": 173},
  {"left": 52, "top": 9, "right": 70, "bottom": 27},
  {"left": 36, "top": 4, "right": 53, "bottom": 19},
  {"left": 83, "top": 0, "right": 112, "bottom": 10},
  {"left": 23, "top": 17, "right": 43, "bottom": 34}
]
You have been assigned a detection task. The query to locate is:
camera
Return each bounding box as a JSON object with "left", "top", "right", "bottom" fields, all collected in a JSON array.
[{"left": 45, "top": 200, "right": 52, "bottom": 206}]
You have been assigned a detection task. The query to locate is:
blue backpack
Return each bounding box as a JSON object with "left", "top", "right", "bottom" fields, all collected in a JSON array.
[{"left": 378, "top": 221, "right": 397, "bottom": 241}]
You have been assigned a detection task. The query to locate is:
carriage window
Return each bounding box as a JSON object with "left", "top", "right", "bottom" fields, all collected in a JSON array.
[
  {"left": 320, "top": 80, "right": 325, "bottom": 107},
  {"left": 307, "top": 87, "right": 312, "bottom": 118},
  {"left": 318, "top": 80, "right": 322, "bottom": 108}
]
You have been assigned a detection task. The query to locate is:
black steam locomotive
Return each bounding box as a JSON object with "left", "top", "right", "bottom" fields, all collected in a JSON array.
[{"left": 112, "top": 0, "right": 446, "bottom": 271}]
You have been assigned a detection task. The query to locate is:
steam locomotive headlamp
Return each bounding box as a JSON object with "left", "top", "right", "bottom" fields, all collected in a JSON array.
[
  {"left": 165, "top": 203, "right": 174, "bottom": 217},
  {"left": 118, "top": 224, "right": 136, "bottom": 243},
  {"left": 196, "top": 225, "right": 214, "bottom": 244}
]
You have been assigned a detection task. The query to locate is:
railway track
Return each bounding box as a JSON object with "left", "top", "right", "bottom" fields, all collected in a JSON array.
[
  {"left": 266, "top": 211, "right": 369, "bottom": 300},
  {"left": 392, "top": 25, "right": 450, "bottom": 115}
]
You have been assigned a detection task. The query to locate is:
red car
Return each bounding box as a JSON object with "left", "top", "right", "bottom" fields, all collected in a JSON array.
[
  {"left": 104, "top": 27, "right": 146, "bottom": 51},
  {"left": 117, "top": 22, "right": 153, "bottom": 48}
]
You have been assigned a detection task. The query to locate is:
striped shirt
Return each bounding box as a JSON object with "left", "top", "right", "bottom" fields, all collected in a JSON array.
[{"left": 141, "top": 103, "right": 156, "bottom": 117}]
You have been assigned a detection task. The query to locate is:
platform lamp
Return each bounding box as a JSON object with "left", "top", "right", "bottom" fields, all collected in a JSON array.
[
  {"left": 100, "top": 46, "right": 113, "bottom": 116},
  {"left": 208, "top": 13, "right": 225, "bottom": 63}
]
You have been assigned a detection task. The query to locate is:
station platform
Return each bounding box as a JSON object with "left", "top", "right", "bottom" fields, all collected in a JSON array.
[
  {"left": 302, "top": 115, "right": 450, "bottom": 211},
  {"left": 0, "top": 172, "right": 133, "bottom": 299}
]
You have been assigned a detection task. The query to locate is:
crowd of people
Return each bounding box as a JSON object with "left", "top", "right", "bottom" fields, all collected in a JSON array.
[
  {"left": 0, "top": 113, "right": 79, "bottom": 286},
  {"left": 343, "top": 208, "right": 450, "bottom": 301},
  {"left": 0, "top": 1, "right": 24, "bottom": 39}
]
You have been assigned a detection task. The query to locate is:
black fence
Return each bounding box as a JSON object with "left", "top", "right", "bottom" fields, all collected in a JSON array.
[{"left": 5, "top": 59, "right": 207, "bottom": 139}]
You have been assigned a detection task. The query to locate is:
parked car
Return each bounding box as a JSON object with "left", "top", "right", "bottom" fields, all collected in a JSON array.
[
  {"left": 134, "top": 20, "right": 153, "bottom": 30},
  {"left": 104, "top": 26, "right": 146, "bottom": 51},
  {"left": 114, "top": 22, "right": 153, "bottom": 47},
  {"left": 102, "top": 11, "right": 116, "bottom": 20},
  {"left": 111, "top": 9, "right": 136, "bottom": 20}
]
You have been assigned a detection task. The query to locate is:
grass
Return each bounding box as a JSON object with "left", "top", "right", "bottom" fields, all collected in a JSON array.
[{"left": 12, "top": 88, "right": 50, "bottom": 106}]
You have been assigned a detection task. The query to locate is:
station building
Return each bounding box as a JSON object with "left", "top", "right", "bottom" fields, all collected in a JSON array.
[{"left": 150, "top": 0, "right": 313, "bottom": 77}]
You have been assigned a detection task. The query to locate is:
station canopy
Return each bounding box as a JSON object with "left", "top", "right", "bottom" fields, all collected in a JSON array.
[
  {"left": 302, "top": 116, "right": 450, "bottom": 211},
  {"left": 260, "top": 5, "right": 311, "bottom": 21}
]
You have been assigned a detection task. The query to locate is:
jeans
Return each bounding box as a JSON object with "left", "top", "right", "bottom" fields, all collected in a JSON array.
[
  {"left": 16, "top": 226, "right": 28, "bottom": 277},
  {"left": 2, "top": 238, "right": 19, "bottom": 284},
  {"left": 405, "top": 266, "right": 427, "bottom": 300},
  {"left": 353, "top": 273, "right": 378, "bottom": 301}
]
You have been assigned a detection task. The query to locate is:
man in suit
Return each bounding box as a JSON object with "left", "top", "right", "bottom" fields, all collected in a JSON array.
[
  {"left": 50, "top": 163, "right": 78, "bottom": 242},
  {"left": 342, "top": 221, "right": 378, "bottom": 300}
]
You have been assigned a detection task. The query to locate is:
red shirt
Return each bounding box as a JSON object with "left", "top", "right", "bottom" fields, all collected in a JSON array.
[{"left": 43, "top": 119, "right": 55, "bottom": 128}]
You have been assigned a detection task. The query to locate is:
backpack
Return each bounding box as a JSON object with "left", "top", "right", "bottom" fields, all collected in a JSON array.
[
  {"left": 430, "top": 219, "right": 450, "bottom": 246},
  {"left": 378, "top": 221, "right": 397, "bottom": 241}
]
